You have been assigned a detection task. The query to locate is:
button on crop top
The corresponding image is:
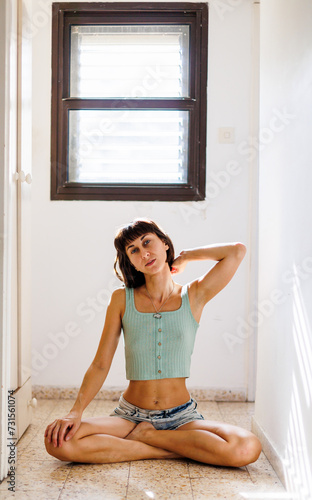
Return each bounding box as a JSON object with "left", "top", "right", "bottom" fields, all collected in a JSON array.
[{"left": 122, "top": 284, "right": 199, "bottom": 381}]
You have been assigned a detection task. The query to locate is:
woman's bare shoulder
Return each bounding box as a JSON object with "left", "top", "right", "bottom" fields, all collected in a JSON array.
[
  {"left": 111, "top": 287, "right": 126, "bottom": 303},
  {"left": 107, "top": 287, "right": 126, "bottom": 317}
]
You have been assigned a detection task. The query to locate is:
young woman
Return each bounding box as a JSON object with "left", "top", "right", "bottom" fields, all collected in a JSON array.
[{"left": 44, "top": 219, "right": 261, "bottom": 466}]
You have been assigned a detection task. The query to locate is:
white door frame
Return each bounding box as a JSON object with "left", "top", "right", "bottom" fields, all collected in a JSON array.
[
  {"left": 246, "top": 1, "right": 260, "bottom": 402},
  {"left": 0, "top": 0, "right": 34, "bottom": 480},
  {"left": 0, "top": 0, "right": 18, "bottom": 480}
]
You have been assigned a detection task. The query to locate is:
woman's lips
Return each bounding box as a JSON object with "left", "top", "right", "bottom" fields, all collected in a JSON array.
[{"left": 145, "top": 259, "right": 156, "bottom": 267}]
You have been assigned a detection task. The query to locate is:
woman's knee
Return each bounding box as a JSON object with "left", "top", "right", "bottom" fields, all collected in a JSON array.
[
  {"left": 230, "top": 434, "right": 262, "bottom": 467},
  {"left": 44, "top": 436, "right": 75, "bottom": 462}
]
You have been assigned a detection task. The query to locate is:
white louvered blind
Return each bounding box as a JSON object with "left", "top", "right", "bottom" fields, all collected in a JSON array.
[
  {"left": 70, "top": 25, "right": 189, "bottom": 98},
  {"left": 68, "top": 25, "right": 190, "bottom": 184},
  {"left": 68, "top": 110, "right": 189, "bottom": 183}
]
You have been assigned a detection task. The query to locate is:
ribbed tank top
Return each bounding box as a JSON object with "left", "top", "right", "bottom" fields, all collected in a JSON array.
[{"left": 122, "top": 284, "right": 199, "bottom": 381}]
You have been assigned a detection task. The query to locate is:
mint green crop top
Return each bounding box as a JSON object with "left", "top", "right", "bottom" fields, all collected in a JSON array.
[{"left": 122, "top": 284, "right": 199, "bottom": 381}]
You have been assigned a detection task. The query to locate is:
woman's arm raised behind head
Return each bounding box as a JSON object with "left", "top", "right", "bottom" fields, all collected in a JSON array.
[{"left": 173, "top": 243, "right": 246, "bottom": 308}]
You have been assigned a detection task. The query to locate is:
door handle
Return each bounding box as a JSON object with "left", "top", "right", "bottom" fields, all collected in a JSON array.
[
  {"left": 14, "top": 171, "right": 32, "bottom": 184},
  {"left": 27, "top": 398, "right": 37, "bottom": 408}
]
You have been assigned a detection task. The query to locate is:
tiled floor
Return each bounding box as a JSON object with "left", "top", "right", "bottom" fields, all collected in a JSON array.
[{"left": 0, "top": 399, "right": 288, "bottom": 499}]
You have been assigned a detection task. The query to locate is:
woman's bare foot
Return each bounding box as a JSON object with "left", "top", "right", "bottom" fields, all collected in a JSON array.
[
  {"left": 125, "top": 422, "right": 181, "bottom": 459},
  {"left": 125, "top": 422, "right": 155, "bottom": 442}
]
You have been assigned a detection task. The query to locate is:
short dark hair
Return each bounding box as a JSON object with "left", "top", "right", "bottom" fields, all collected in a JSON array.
[{"left": 114, "top": 219, "right": 175, "bottom": 288}]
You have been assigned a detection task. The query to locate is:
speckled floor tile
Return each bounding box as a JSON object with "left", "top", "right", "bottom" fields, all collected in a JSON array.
[
  {"left": 220, "top": 415, "right": 253, "bottom": 431},
  {"left": 60, "top": 486, "right": 127, "bottom": 499},
  {"left": 67, "top": 461, "right": 129, "bottom": 482},
  {"left": 188, "top": 461, "right": 217, "bottom": 478},
  {"left": 45, "top": 401, "right": 78, "bottom": 413},
  {"left": 127, "top": 478, "right": 193, "bottom": 500},
  {"left": 29, "top": 400, "right": 57, "bottom": 425},
  {"left": 17, "top": 426, "right": 39, "bottom": 451},
  {"left": 200, "top": 414, "right": 227, "bottom": 423},
  {"left": 129, "top": 459, "right": 189, "bottom": 479},
  {"left": 217, "top": 402, "right": 255, "bottom": 416},
  {"left": 0, "top": 477, "right": 10, "bottom": 491},
  {"left": 16, "top": 458, "right": 72, "bottom": 476},
  {"left": 62, "top": 462, "right": 129, "bottom": 499},
  {"left": 63, "top": 463, "right": 129, "bottom": 498},
  {"left": 24, "top": 430, "right": 47, "bottom": 454},
  {"left": 23, "top": 432, "right": 46, "bottom": 448},
  {"left": 0, "top": 490, "right": 60, "bottom": 500},
  {"left": 0, "top": 470, "right": 63, "bottom": 494},
  {"left": 195, "top": 401, "right": 221, "bottom": 413},
  {"left": 247, "top": 453, "right": 286, "bottom": 491},
  {"left": 0, "top": 470, "right": 66, "bottom": 493},
  {"left": 247, "top": 452, "right": 278, "bottom": 473},
  {"left": 191, "top": 476, "right": 257, "bottom": 499},
  {"left": 18, "top": 445, "right": 58, "bottom": 461},
  {"left": 80, "top": 400, "right": 98, "bottom": 417},
  {"left": 188, "top": 463, "right": 250, "bottom": 480},
  {"left": 45, "top": 407, "right": 78, "bottom": 421},
  {"left": 195, "top": 402, "right": 225, "bottom": 423},
  {"left": 198, "top": 413, "right": 225, "bottom": 423}
]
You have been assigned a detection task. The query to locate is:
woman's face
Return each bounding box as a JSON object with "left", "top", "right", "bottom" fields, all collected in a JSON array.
[{"left": 125, "top": 233, "right": 169, "bottom": 275}]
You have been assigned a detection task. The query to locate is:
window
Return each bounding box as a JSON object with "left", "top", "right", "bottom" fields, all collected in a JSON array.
[{"left": 51, "top": 3, "right": 208, "bottom": 201}]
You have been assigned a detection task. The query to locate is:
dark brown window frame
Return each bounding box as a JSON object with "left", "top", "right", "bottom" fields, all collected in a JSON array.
[{"left": 51, "top": 2, "right": 208, "bottom": 201}]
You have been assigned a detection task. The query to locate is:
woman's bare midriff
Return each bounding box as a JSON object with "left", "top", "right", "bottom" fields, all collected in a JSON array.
[{"left": 122, "top": 378, "right": 190, "bottom": 410}]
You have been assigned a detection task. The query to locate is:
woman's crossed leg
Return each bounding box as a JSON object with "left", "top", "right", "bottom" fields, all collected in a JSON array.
[
  {"left": 126, "top": 419, "right": 261, "bottom": 467},
  {"left": 45, "top": 415, "right": 261, "bottom": 466},
  {"left": 45, "top": 416, "right": 178, "bottom": 463}
]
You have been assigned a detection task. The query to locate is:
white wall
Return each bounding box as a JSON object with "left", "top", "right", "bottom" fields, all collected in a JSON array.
[
  {"left": 254, "top": 0, "right": 312, "bottom": 495},
  {"left": 31, "top": 0, "right": 257, "bottom": 394}
]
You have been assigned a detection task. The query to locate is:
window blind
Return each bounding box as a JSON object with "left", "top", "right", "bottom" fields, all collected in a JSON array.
[
  {"left": 68, "top": 24, "right": 190, "bottom": 184},
  {"left": 70, "top": 25, "right": 190, "bottom": 98},
  {"left": 68, "top": 110, "right": 189, "bottom": 184}
]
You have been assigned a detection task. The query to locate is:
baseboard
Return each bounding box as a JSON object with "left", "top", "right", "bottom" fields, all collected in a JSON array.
[
  {"left": 251, "top": 416, "right": 286, "bottom": 488},
  {"left": 32, "top": 385, "right": 247, "bottom": 402}
]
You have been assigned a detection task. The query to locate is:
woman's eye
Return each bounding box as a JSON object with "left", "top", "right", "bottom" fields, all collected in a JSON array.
[
  {"left": 144, "top": 239, "right": 150, "bottom": 246},
  {"left": 131, "top": 248, "right": 138, "bottom": 254}
]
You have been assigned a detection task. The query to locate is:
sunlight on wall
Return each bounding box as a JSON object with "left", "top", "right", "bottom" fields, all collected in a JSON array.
[
  {"left": 292, "top": 270, "right": 312, "bottom": 408},
  {"left": 282, "top": 266, "right": 312, "bottom": 500},
  {"left": 284, "top": 375, "right": 312, "bottom": 500}
]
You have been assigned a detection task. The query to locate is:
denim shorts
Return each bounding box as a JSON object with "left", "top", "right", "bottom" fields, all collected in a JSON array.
[{"left": 110, "top": 395, "right": 204, "bottom": 430}]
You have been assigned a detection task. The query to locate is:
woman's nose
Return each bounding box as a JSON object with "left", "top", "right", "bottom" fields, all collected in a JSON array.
[{"left": 142, "top": 249, "right": 150, "bottom": 259}]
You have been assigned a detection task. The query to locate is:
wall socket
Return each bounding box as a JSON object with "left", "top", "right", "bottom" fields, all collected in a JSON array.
[{"left": 218, "top": 127, "right": 235, "bottom": 144}]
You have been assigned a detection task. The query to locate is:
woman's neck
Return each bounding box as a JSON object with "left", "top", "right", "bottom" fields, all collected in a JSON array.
[{"left": 144, "top": 268, "right": 174, "bottom": 302}]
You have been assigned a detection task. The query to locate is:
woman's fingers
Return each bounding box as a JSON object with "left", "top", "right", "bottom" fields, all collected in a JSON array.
[
  {"left": 44, "top": 420, "right": 54, "bottom": 438},
  {"left": 171, "top": 255, "right": 187, "bottom": 274},
  {"left": 64, "top": 422, "right": 79, "bottom": 442},
  {"left": 45, "top": 416, "right": 81, "bottom": 447},
  {"left": 44, "top": 420, "right": 58, "bottom": 442},
  {"left": 45, "top": 419, "right": 67, "bottom": 447},
  {"left": 51, "top": 421, "right": 63, "bottom": 447},
  {"left": 57, "top": 422, "right": 72, "bottom": 447}
]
